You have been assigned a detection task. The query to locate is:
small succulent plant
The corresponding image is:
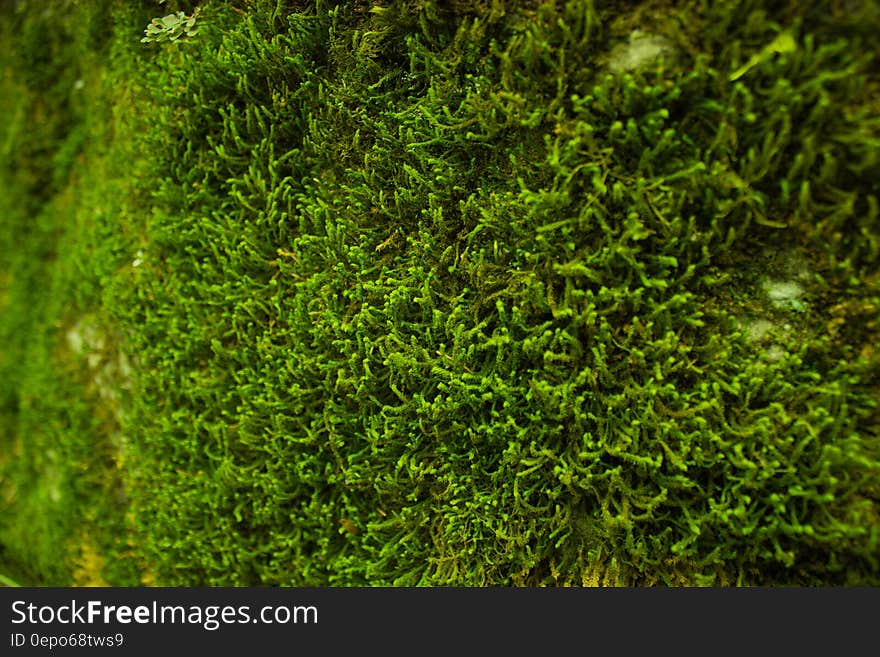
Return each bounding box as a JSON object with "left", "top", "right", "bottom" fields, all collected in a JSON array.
[{"left": 141, "top": 9, "right": 201, "bottom": 44}]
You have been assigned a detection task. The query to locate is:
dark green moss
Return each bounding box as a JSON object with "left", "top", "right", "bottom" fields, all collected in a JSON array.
[{"left": 1, "top": 0, "right": 878, "bottom": 586}]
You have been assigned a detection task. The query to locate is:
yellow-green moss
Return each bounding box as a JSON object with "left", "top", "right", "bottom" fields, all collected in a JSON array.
[{"left": 1, "top": 0, "right": 878, "bottom": 586}]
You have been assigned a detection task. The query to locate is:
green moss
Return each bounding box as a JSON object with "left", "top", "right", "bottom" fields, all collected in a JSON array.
[{"left": 1, "top": 0, "right": 878, "bottom": 586}]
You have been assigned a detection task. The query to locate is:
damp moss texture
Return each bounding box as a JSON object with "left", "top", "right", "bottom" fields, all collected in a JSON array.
[{"left": 1, "top": 0, "right": 878, "bottom": 586}]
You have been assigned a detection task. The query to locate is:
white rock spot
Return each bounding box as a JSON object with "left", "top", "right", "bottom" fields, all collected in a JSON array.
[
  {"left": 609, "top": 31, "right": 675, "bottom": 72},
  {"left": 762, "top": 278, "right": 804, "bottom": 308}
]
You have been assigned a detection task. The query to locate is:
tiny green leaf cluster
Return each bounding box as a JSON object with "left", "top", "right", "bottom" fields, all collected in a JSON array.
[{"left": 142, "top": 9, "right": 201, "bottom": 44}]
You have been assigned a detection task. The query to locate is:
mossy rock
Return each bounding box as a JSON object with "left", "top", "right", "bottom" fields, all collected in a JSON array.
[{"left": 0, "top": 0, "right": 878, "bottom": 586}]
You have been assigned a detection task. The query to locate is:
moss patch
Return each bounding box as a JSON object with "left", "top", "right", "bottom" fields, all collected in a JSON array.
[{"left": 1, "top": 0, "right": 878, "bottom": 586}]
